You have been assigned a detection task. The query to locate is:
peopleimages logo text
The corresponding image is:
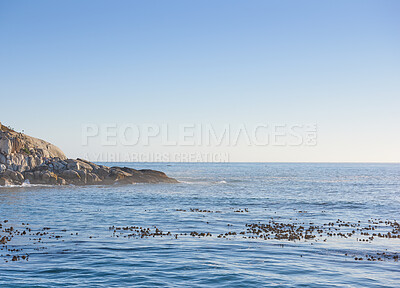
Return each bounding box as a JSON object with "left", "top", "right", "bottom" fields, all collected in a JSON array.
[{"left": 82, "top": 123, "right": 318, "bottom": 147}]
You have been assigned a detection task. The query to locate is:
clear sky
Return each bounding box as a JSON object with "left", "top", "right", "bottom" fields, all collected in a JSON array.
[{"left": 1, "top": 0, "right": 399, "bottom": 162}]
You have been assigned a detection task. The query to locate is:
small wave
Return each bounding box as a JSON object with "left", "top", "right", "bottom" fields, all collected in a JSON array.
[
  {"left": 0, "top": 180, "right": 54, "bottom": 188},
  {"left": 175, "top": 180, "right": 198, "bottom": 185},
  {"left": 176, "top": 179, "right": 229, "bottom": 185},
  {"left": 22, "top": 180, "right": 31, "bottom": 186}
]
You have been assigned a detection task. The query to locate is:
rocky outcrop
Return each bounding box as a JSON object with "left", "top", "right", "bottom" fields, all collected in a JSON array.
[
  {"left": 0, "top": 122, "right": 66, "bottom": 173},
  {"left": 0, "top": 122, "right": 178, "bottom": 186}
]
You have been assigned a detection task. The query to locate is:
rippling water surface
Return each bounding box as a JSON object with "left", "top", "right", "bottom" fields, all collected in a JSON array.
[{"left": 1, "top": 163, "right": 399, "bottom": 287}]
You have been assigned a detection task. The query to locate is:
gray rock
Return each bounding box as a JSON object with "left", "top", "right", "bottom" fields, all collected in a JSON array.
[
  {"left": 0, "top": 137, "right": 12, "bottom": 155},
  {"left": 76, "top": 170, "right": 87, "bottom": 184},
  {"left": 93, "top": 166, "right": 110, "bottom": 179},
  {"left": 3, "top": 169, "right": 24, "bottom": 184},
  {"left": 0, "top": 177, "right": 11, "bottom": 186},
  {"left": 57, "top": 177, "right": 66, "bottom": 185},
  {"left": 27, "top": 155, "right": 35, "bottom": 169},
  {"left": 34, "top": 164, "right": 49, "bottom": 172},
  {"left": 67, "top": 159, "right": 93, "bottom": 172},
  {"left": 87, "top": 173, "right": 101, "bottom": 184},
  {"left": 52, "top": 161, "right": 66, "bottom": 172},
  {"left": 0, "top": 164, "right": 6, "bottom": 173},
  {"left": 0, "top": 153, "right": 6, "bottom": 164},
  {"left": 60, "top": 170, "right": 81, "bottom": 181},
  {"left": 34, "top": 170, "right": 41, "bottom": 180},
  {"left": 35, "top": 156, "right": 43, "bottom": 167},
  {"left": 41, "top": 171, "right": 58, "bottom": 184},
  {"left": 77, "top": 158, "right": 99, "bottom": 170},
  {"left": 18, "top": 165, "right": 30, "bottom": 173},
  {"left": 24, "top": 172, "right": 34, "bottom": 183}
]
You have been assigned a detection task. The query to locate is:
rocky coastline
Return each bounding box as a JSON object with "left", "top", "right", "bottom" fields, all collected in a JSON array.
[{"left": 0, "top": 122, "right": 177, "bottom": 186}]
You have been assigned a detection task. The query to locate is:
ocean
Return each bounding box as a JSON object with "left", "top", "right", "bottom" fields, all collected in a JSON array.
[{"left": 1, "top": 163, "right": 399, "bottom": 287}]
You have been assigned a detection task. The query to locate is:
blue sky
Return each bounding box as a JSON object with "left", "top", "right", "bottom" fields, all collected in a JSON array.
[{"left": 1, "top": 0, "right": 399, "bottom": 162}]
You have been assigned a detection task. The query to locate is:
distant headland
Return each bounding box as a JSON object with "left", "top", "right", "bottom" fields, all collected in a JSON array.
[{"left": 0, "top": 122, "right": 177, "bottom": 186}]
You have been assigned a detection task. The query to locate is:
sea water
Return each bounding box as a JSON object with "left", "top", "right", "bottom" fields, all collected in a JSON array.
[{"left": 1, "top": 163, "right": 399, "bottom": 287}]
